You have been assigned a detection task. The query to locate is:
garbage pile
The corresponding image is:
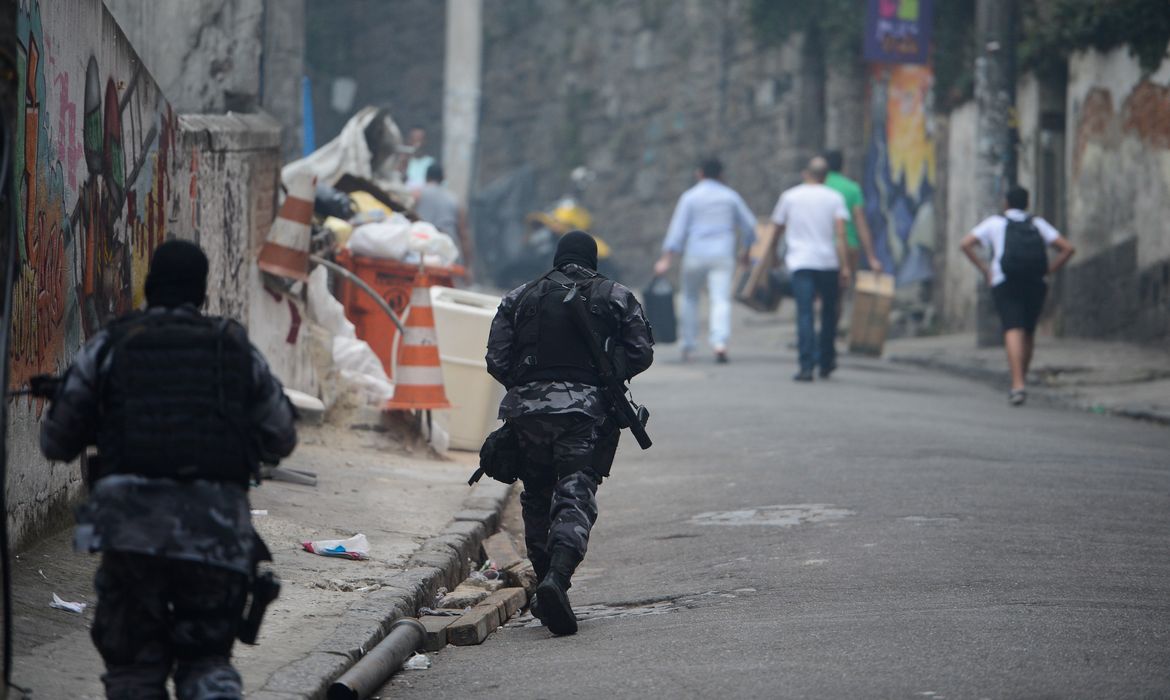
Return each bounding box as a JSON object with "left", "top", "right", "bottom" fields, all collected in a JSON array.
[{"left": 284, "top": 108, "right": 461, "bottom": 269}]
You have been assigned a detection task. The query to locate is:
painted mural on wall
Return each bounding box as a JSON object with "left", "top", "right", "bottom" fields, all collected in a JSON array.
[
  {"left": 862, "top": 63, "right": 937, "bottom": 286},
  {"left": 10, "top": 0, "right": 180, "bottom": 397}
]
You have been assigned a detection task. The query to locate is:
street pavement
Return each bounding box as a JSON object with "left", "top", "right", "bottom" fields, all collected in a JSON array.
[
  {"left": 886, "top": 332, "right": 1170, "bottom": 425},
  {"left": 9, "top": 415, "right": 487, "bottom": 698},
  {"left": 384, "top": 313, "right": 1170, "bottom": 699}
]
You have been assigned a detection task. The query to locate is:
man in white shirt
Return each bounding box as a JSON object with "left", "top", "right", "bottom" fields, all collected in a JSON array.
[
  {"left": 960, "top": 186, "right": 1076, "bottom": 405},
  {"left": 654, "top": 158, "right": 757, "bottom": 364},
  {"left": 769, "top": 157, "right": 850, "bottom": 381}
]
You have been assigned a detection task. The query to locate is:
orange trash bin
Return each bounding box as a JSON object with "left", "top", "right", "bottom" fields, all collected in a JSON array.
[{"left": 334, "top": 249, "right": 465, "bottom": 380}]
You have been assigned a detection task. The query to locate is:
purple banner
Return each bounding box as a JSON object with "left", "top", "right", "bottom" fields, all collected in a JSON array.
[{"left": 864, "top": 0, "right": 932, "bottom": 65}]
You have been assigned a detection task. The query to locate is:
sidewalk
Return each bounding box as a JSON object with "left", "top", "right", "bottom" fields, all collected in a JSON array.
[
  {"left": 10, "top": 417, "right": 512, "bottom": 700},
  {"left": 884, "top": 333, "right": 1170, "bottom": 424}
]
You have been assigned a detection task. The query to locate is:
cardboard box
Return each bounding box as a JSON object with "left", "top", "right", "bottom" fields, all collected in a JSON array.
[{"left": 847, "top": 271, "right": 895, "bottom": 356}]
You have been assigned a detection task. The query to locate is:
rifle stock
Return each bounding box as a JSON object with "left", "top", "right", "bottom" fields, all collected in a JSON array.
[{"left": 559, "top": 280, "right": 652, "bottom": 450}]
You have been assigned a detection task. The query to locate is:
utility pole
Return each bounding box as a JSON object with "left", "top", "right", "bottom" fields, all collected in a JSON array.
[
  {"left": 973, "top": 0, "right": 1017, "bottom": 347},
  {"left": 442, "top": 0, "right": 483, "bottom": 207}
]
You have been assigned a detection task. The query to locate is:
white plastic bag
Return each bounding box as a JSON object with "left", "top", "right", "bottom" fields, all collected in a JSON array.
[
  {"left": 347, "top": 215, "right": 413, "bottom": 260},
  {"left": 301, "top": 533, "right": 370, "bottom": 560},
  {"left": 406, "top": 221, "right": 459, "bottom": 266},
  {"left": 307, "top": 267, "right": 355, "bottom": 338}
]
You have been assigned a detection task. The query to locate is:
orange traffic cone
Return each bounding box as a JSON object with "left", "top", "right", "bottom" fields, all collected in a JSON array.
[
  {"left": 385, "top": 268, "right": 452, "bottom": 411},
  {"left": 259, "top": 172, "right": 315, "bottom": 281}
]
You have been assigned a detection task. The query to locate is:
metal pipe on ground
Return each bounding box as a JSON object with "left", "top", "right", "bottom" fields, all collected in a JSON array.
[{"left": 328, "top": 618, "right": 427, "bottom": 700}]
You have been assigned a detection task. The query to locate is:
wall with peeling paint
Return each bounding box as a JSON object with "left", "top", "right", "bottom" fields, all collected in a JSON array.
[
  {"left": 7, "top": 0, "right": 315, "bottom": 549},
  {"left": 1062, "top": 48, "right": 1170, "bottom": 341},
  {"left": 935, "top": 47, "right": 1170, "bottom": 343}
]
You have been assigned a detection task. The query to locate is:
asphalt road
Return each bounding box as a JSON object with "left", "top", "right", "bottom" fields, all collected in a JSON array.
[{"left": 384, "top": 315, "right": 1170, "bottom": 699}]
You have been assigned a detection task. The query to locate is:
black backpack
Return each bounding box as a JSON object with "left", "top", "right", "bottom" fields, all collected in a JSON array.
[{"left": 1000, "top": 216, "right": 1048, "bottom": 281}]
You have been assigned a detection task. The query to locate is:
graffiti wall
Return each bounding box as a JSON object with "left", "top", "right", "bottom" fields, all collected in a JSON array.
[
  {"left": 862, "top": 63, "right": 937, "bottom": 287},
  {"left": 7, "top": 0, "right": 183, "bottom": 545},
  {"left": 12, "top": 0, "right": 178, "bottom": 389}
]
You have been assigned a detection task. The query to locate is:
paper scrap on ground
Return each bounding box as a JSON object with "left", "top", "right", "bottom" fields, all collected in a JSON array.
[
  {"left": 301, "top": 533, "right": 370, "bottom": 560},
  {"left": 50, "top": 593, "right": 86, "bottom": 614}
]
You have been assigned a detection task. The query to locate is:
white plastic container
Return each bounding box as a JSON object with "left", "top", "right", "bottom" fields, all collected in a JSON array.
[{"left": 430, "top": 287, "right": 505, "bottom": 451}]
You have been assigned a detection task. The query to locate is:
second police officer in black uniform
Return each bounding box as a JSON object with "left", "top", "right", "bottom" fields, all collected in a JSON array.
[
  {"left": 486, "top": 230, "right": 655, "bottom": 635},
  {"left": 39, "top": 240, "right": 297, "bottom": 700}
]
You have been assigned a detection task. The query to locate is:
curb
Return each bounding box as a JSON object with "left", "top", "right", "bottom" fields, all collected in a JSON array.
[
  {"left": 887, "top": 354, "right": 1170, "bottom": 426},
  {"left": 258, "top": 479, "right": 516, "bottom": 700}
]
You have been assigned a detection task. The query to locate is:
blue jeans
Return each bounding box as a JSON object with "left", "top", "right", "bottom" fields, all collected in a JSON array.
[{"left": 791, "top": 269, "right": 840, "bottom": 373}]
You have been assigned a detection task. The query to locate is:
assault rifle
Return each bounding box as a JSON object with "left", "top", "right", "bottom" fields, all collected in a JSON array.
[{"left": 551, "top": 272, "right": 652, "bottom": 450}]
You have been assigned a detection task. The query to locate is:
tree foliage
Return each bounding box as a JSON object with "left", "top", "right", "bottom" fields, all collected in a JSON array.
[
  {"left": 1021, "top": 0, "right": 1170, "bottom": 74},
  {"left": 748, "top": 0, "right": 1170, "bottom": 113}
]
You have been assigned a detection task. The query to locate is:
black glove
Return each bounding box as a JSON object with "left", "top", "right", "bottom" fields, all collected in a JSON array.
[{"left": 28, "top": 374, "right": 62, "bottom": 399}]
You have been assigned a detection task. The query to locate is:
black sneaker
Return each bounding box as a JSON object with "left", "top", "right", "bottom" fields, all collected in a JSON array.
[
  {"left": 715, "top": 350, "right": 729, "bottom": 364},
  {"left": 535, "top": 578, "right": 578, "bottom": 635},
  {"left": 793, "top": 370, "right": 814, "bottom": 382},
  {"left": 819, "top": 362, "right": 837, "bottom": 379}
]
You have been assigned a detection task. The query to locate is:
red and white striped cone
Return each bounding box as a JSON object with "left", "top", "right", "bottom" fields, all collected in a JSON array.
[
  {"left": 259, "top": 172, "right": 316, "bottom": 281},
  {"left": 385, "top": 269, "right": 452, "bottom": 411}
]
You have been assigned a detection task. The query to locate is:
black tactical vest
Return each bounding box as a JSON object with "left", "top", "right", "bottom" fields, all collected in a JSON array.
[
  {"left": 511, "top": 269, "right": 620, "bottom": 386},
  {"left": 97, "top": 311, "right": 255, "bottom": 485}
]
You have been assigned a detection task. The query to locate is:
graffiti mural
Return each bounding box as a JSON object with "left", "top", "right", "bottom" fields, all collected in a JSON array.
[
  {"left": 862, "top": 63, "right": 937, "bottom": 286},
  {"left": 11, "top": 0, "right": 181, "bottom": 396}
]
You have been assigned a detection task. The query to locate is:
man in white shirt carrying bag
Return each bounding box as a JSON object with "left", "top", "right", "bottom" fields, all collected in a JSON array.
[{"left": 769, "top": 156, "right": 851, "bottom": 382}]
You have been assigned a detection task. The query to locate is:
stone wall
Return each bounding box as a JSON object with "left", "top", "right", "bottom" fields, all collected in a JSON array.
[
  {"left": 7, "top": 0, "right": 310, "bottom": 549},
  {"left": 475, "top": 0, "right": 835, "bottom": 283}
]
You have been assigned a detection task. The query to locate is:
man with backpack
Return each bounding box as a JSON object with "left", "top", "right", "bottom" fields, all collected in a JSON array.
[
  {"left": 960, "top": 186, "right": 1076, "bottom": 405},
  {"left": 485, "top": 231, "right": 654, "bottom": 635}
]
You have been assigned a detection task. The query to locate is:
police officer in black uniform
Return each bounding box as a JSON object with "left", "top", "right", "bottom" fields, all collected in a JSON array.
[
  {"left": 39, "top": 240, "right": 297, "bottom": 700},
  {"left": 486, "top": 231, "right": 654, "bottom": 635}
]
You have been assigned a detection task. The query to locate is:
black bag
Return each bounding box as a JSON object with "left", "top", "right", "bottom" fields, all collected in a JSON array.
[
  {"left": 1000, "top": 216, "right": 1048, "bottom": 281},
  {"left": 642, "top": 276, "right": 677, "bottom": 344},
  {"left": 734, "top": 265, "right": 789, "bottom": 312},
  {"left": 468, "top": 423, "right": 521, "bottom": 485}
]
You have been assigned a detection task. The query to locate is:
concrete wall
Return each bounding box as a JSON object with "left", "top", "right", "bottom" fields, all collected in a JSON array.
[
  {"left": 1063, "top": 48, "right": 1170, "bottom": 341},
  {"left": 8, "top": 0, "right": 312, "bottom": 549},
  {"left": 474, "top": 0, "right": 833, "bottom": 283},
  {"left": 105, "top": 0, "right": 306, "bottom": 161},
  {"left": 937, "top": 101, "right": 980, "bottom": 332}
]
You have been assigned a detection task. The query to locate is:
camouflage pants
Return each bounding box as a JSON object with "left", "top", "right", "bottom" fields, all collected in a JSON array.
[
  {"left": 92, "top": 552, "right": 248, "bottom": 700},
  {"left": 511, "top": 413, "right": 619, "bottom": 580}
]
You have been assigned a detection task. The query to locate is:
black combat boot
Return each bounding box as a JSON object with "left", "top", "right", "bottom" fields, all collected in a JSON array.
[{"left": 536, "top": 549, "right": 578, "bottom": 635}]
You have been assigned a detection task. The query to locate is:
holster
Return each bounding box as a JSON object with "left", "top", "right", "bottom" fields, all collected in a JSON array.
[
  {"left": 469, "top": 422, "right": 522, "bottom": 486},
  {"left": 238, "top": 532, "right": 281, "bottom": 645}
]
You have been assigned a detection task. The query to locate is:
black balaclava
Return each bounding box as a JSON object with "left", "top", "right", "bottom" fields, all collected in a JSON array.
[
  {"left": 144, "top": 240, "right": 210, "bottom": 308},
  {"left": 553, "top": 230, "right": 599, "bottom": 271}
]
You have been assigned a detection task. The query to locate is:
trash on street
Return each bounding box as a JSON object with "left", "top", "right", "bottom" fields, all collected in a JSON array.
[{"left": 301, "top": 533, "right": 371, "bottom": 560}]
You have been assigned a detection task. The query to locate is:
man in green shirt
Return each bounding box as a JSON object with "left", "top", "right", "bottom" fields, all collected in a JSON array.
[{"left": 825, "top": 151, "right": 882, "bottom": 277}]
